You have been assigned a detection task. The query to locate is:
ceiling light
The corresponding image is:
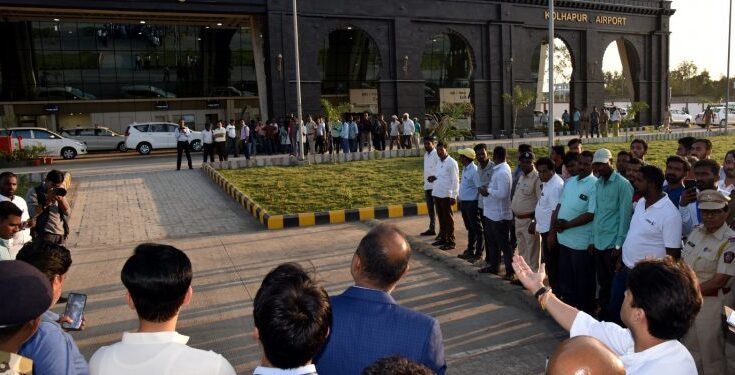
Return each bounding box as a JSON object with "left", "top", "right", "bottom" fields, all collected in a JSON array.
[
  {"left": 216, "top": 22, "right": 223, "bottom": 26},
  {"left": 205, "top": 26, "right": 210, "bottom": 29},
  {"left": 140, "top": 20, "right": 146, "bottom": 24},
  {"left": 346, "top": 26, "right": 352, "bottom": 30},
  {"left": 53, "top": 18, "right": 60, "bottom": 22}
]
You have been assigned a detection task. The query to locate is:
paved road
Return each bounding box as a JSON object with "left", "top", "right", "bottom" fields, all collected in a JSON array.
[{"left": 55, "top": 158, "right": 564, "bottom": 374}]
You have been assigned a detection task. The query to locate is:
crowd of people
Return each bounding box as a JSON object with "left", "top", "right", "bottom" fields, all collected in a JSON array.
[
  {"left": 3, "top": 128, "right": 735, "bottom": 374},
  {"left": 420, "top": 133, "right": 735, "bottom": 374}
]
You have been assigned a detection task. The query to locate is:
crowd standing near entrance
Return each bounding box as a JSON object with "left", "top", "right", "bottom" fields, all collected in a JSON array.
[{"left": 4, "top": 117, "right": 735, "bottom": 374}]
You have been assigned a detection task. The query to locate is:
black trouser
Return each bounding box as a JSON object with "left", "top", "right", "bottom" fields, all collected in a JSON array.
[
  {"left": 38, "top": 232, "right": 65, "bottom": 245},
  {"left": 176, "top": 141, "right": 192, "bottom": 169},
  {"left": 434, "top": 197, "right": 455, "bottom": 245},
  {"left": 401, "top": 135, "right": 411, "bottom": 149},
  {"left": 483, "top": 217, "right": 513, "bottom": 275},
  {"left": 460, "top": 200, "right": 483, "bottom": 254},
  {"left": 595, "top": 248, "right": 616, "bottom": 321},
  {"left": 227, "top": 137, "right": 238, "bottom": 157},
  {"left": 316, "top": 135, "right": 326, "bottom": 153},
  {"left": 202, "top": 143, "right": 214, "bottom": 162},
  {"left": 214, "top": 142, "right": 227, "bottom": 161},
  {"left": 540, "top": 232, "right": 559, "bottom": 291},
  {"left": 424, "top": 189, "right": 435, "bottom": 230},
  {"left": 558, "top": 244, "right": 596, "bottom": 315},
  {"left": 349, "top": 138, "right": 358, "bottom": 153},
  {"left": 332, "top": 137, "right": 341, "bottom": 154}
]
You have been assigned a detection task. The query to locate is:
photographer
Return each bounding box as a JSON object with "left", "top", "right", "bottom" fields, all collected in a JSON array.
[
  {"left": 26, "top": 170, "right": 70, "bottom": 245},
  {"left": 175, "top": 119, "right": 193, "bottom": 170}
]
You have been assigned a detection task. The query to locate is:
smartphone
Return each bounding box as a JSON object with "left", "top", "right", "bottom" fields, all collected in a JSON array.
[
  {"left": 684, "top": 179, "right": 696, "bottom": 190},
  {"left": 61, "top": 293, "right": 87, "bottom": 331}
]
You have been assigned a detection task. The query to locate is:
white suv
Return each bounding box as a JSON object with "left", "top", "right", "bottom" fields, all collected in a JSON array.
[
  {"left": 0, "top": 127, "right": 87, "bottom": 159},
  {"left": 124, "top": 122, "right": 203, "bottom": 155}
]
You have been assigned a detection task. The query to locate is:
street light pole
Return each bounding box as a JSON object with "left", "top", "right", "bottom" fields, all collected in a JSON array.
[
  {"left": 292, "top": 0, "right": 305, "bottom": 160},
  {"left": 548, "top": 0, "right": 555, "bottom": 153},
  {"left": 726, "top": 0, "right": 732, "bottom": 134}
]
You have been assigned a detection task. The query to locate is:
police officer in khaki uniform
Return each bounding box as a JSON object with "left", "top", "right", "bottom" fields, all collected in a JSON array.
[
  {"left": 681, "top": 190, "right": 735, "bottom": 375},
  {"left": 511, "top": 151, "right": 542, "bottom": 271}
]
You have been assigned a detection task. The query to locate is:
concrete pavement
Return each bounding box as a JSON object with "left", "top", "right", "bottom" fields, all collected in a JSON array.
[{"left": 57, "top": 163, "right": 565, "bottom": 374}]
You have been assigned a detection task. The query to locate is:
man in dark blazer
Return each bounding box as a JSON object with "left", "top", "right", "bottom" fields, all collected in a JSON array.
[{"left": 314, "top": 224, "right": 447, "bottom": 375}]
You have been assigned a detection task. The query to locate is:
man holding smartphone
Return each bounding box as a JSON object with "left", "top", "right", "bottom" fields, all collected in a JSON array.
[{"left": 16, "top": 241, "right": 89, "bottom": 375}]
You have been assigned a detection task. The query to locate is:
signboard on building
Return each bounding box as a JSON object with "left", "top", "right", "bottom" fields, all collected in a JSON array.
[
  {"left": 349, "top": 89, "right": 379, "bottom": 112},
  {"left": 439, "top": 88, "right": 471, "bottom": 111}
]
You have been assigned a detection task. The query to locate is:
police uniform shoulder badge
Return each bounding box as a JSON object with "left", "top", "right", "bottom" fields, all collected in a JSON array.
[{"left": 724, "top": 251, "right": 735, "bottom": 264}]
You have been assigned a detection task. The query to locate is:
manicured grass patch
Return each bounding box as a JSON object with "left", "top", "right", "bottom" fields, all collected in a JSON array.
[{"left": 219, "top": 158, "right": 425, "bottom": 215}]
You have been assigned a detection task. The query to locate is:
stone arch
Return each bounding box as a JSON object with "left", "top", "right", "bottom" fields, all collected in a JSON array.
[
  {"left": 318, "top": 25, "right": 384, "bottom": 96},
  {"left": 599, "top": 35, "right": 643, "bottom": 103}
]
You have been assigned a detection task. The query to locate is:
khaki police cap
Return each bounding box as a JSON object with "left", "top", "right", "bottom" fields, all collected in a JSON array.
[
  {"left": 0, "top": 260, "right": 52, "bottom": 327},
  {"left": 698, "top": 190, "right": 730, "bottom": 210}
]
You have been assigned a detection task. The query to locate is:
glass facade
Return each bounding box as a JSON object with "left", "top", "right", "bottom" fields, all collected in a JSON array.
[
  {"left": 0, "top": 20, "right": 257, "bottom": 101},
  {"left": 421, "top": 33, "right": 473, "bottom": 111},
  {"left": 319, "top": 29, "right": 380, "bottom": 95}
]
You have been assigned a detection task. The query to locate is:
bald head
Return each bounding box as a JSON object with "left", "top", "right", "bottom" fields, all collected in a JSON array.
[
  {"left": 353, "top": 224, "right": 411, "bottom": 290},
  {"left": 547, "top": 336, "right": 625, "bottom": 375}
]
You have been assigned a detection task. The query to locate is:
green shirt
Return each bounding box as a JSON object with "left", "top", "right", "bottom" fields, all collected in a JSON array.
[
  {"left": 593, "top": 171, "right": 634, "bottom": 250},
  {"left": 331, "top": 122, "right": 342, "bottom": 138},
  {"left": 557, "top": 174, "right": 597, "bottom": 250}
]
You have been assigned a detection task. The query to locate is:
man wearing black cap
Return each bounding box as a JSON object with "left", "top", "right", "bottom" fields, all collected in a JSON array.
[{"left": 0, "top": 260, "right": 54, "bottom": 374}]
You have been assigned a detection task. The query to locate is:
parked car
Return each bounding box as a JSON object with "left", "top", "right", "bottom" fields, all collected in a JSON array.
[
  {"left": 695, "top": 105, "right": 735, "bottom": 127},
  {"left": 669, "top": 108, "right": 692, "bottom": 126},
  {"left": 0, "top": 127, "right": 87, "bottom": 159},
  {"left": 124, "top": 122, "right": 203, "bottom": 155},
  {"left": 533, "top": 111, "right": 563, "bottom": 128},
  {"left": 120, "top": 85, "right": 176, "bottom": 99},
  {"left": 61, "top": 126, "right": 127, "bottom": 152},
  {"left": 38, "top": 86, "right": 96, "bottom": 100}
]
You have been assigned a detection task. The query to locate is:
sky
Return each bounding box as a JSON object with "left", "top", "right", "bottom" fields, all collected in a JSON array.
[{"left": 602, "top": 0, "right": 732, "bottom": 77}]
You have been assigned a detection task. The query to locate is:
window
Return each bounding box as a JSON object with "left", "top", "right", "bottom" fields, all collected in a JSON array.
[
  {"left": 166, "top": 124, "right": 178, "bottom": 132},
  {"left": 134, "top": 124, "right": 150, "bottom": 132},
  {"left": 95, "top": 129, "right": 113, "bottom": 136},
  {"left": 150, "top": 123, "right": 168, "bottom": 132},
  {"left": 11, "top": 130, "right": 33, "bottom": 139},
  {"left": 79, "top": 129, "right": 95, "bottom": 136},
  {"left": 33, "top": 130, "right": 59, "bottom": 139}
]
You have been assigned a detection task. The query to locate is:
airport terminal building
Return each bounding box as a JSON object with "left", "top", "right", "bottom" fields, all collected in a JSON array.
[{"left": 0, "top": 0, "right": 674, "bottom": 135}]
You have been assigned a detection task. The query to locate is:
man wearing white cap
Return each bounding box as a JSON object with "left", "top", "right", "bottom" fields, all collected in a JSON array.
[
  {"left": 681, "top": 190, "right": 735, "bottom": 375},
  {"left": 591, "top": 148, "right": 633, "bottom": 321},
  {"left": 457, "top": 148, "right": 482, "bottom": 258}
]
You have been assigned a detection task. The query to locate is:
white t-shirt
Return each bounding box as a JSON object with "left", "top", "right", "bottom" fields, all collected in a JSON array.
[
  {"left": 402, "top": 119, "right": 415, "bottom": 135},
  {"left": 570, "top": 311, "right": 697, "bottom": 374},
  {"left": 390, "top": 120, "right": 400, "bottom": 136},
  {"left": 0, "top": 194, "right": 31, "bottom": 257},
  {"left": 89, "top": 331, "right": 235, "bottom": 375},
  {"left": 423, "top": 149, "right": 439, "bottom": 190},
  {"left": 212, "top": 127, "right": 227, "bottom": 143},
  {"left": 534, "top": 173, "right": 564, "bottom": 233},
  {"left": 622, "top": 195, "right": 682, "bottom": 269},
  {"left": 226, "top": 124, "right": 236, "bottom": 138},
  {"left": 201, "top": 130, "right": 213, "bottom": 144}
]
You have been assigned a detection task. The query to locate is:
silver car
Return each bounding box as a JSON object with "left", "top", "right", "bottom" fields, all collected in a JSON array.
[{"left": 61, "top": 127, "right": 127, "bottom": 152}]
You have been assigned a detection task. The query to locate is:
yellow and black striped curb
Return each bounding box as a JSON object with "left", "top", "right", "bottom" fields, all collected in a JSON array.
[{"left": 203, "top": 164, "right": 457, "bottom": 230}]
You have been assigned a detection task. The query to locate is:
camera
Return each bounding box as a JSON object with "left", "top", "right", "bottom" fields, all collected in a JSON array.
[{"left": 52, "top": 187, "right": 67, "bottom": 197}]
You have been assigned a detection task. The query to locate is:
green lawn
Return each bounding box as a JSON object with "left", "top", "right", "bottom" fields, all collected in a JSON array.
[{"left": 220, "top": 134, "right": 735, "bottom": 215}]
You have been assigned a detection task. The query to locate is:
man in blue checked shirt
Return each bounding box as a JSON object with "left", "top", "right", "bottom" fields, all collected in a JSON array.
[{"left": 457, "top": 148, "right": 482, "bottom": 260}]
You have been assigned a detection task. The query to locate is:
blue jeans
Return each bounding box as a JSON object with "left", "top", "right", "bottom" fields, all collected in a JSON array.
[
  {"left": 606, "top": 264, "right": 630, "bottom": 325},
  {"left": 341, "top": 138, "right": 350, "bottom": 154}
]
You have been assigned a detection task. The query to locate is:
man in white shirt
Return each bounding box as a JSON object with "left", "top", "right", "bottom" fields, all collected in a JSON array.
[
  {"left": 401, "top": 113, "right": 414, "bottom": 150},
  {"left": 530, "top": 157, "right": 564, "bottom": 290},
  {"left": 0, "top": 172, "right": 32, "bottom": 258},
  {"left": 607, "top": 165, "right": 682, "bottom": 325},
  {"left": 428, "top": 142, "right": 459, "bottom": 250},
  {"left": 478, "top": 146, "right": 514, "bottom": 278},
  {"left": 226, "top": 120, "right": 238, "bottom": 158},
  {"left": 252, "top": 263, "right": 330, "bottom": 375},
  {"left": 389, "top": 115, "right": 401, "bottom": 150},
  {"left": 174, "top": 119, "right": 193, "bottom": 170},
  {"left": 718, "top": 149, "right": 735, "bottom": 195},
  {"left": 512, "top": 255, "right": 700, "bottom": 375},
  {"left": 420, "top": 137, "right": 440, "bottom": 237},
  {"left": 89, "top": 244, "right": 236, "bottom": 375},
  {"left": 240, "top": 120, "right": 251, "bottom": 160},
  {"left": 212, "top": 121, "right": 228, "bottom": 161},
  {"left": 201, "top": 123, "right": 215, "bottom": 163}
]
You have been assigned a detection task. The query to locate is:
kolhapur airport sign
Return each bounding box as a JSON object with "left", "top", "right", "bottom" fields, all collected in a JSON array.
[{"left": 544, "top": 11, "right": 627, "bottom": 26}]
